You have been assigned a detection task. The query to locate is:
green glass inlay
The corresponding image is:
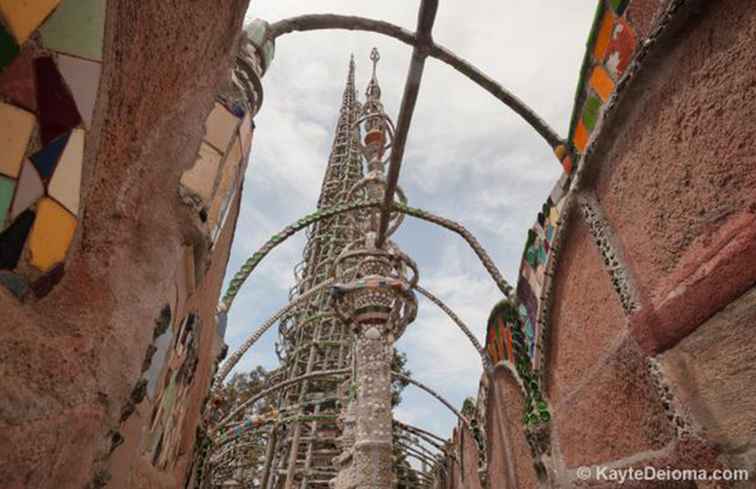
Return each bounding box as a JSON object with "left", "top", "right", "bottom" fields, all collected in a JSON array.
[
  {"left": 582, "top": 95, "right": 602, "bottom": 131},
  {"left": 40, "top": 0, "right": 107, "bottom": 62},
  {"left": 0, "top": 23, "right": 20, "bottom": 73},
  {"left": 609, "top": 0, "right": 629, "bottom": 15},
  {"left": 0, "top": 176, "right": 16, "bottom": 227}
]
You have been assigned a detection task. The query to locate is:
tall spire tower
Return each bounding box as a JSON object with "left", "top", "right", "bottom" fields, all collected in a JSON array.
[{"left": 270, "top": 57, "right": 366, "bottom": 489}]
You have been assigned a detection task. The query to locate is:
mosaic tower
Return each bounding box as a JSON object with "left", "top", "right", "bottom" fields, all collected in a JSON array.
[{"left": 269, "top": 57, "right": 366, "bottom": 489}]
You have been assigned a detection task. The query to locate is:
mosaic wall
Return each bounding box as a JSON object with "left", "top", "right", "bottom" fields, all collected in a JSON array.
[
  {"left": 568, "top": 0, "right": 638, "bottom": 157},
  {"left": 145, "top": 313, "right": 202, "bottom": 469},
  {"left": 479, "top": 0, "right": 644, "bottom": 471},
  {"left": 0, "top": 0, "right": 106, "bottom": 298},
  {"left": 179, "top": 101, "right": 253, "bottom": 246},
  {"left": 483, "top": 0, "right": 643, "bottom": 403}
]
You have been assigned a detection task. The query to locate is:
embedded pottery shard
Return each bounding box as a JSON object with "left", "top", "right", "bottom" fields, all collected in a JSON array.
[
  {"left": 48, "top": 128, "right": 84, "bottom": 215},
  {"left": 55, "top": 54, "right": 101, "bottom": 128},
  {"left": 0, "top": 209, "right": 35, "bottom": 269},
  {"left": 0, "top": 22, "right": 20, "bottom": 73},
  {"left": 10, "top": 160, "right": 44, "bottom": 221},
  {"left": 0, "top": 0, "right": 60, "bottom": 44},
  {"left": 0, "top": 102, "right": 35, "bottom": 178},
  {"left": 39, "top": 0, "right": 106, "bottom": 62},
  {"left": 28, "top": 197, "right": 76, "bottom": 272},
  {"left": 29, "top": 131, "right": 70, "bottom": 181},
  {"left": 0, "top": 47, "right": 36, "bottom": 111},
  {"left": 0, "top": 175, "right": 15, "bottom": 228},
  {"left": 34, "top": 56, "right": 81, "bottom": 145}
]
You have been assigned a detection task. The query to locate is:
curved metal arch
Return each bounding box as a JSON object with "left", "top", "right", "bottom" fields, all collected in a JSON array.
[
  {"left": 213, "top": 282, "right": 334, "bottom": 389},
  {"left": 268, "top": 15, "right": 564, "bottom": 150},
  {"left": 221, "top": 200, "right": 512, "bottom": 312},
  {"left": 414, "top": 284, "right": 493, "bottom": 373},
  {"left": 391, "top": 372, "right": 471, "bottom": 432},
  {"left": 392, "top": 371, "right": 489, "bottom": 481},
  {"left": 213, "top": 368, "right": 351, "bottom": 434},
  {"left": 216, "top": 278, "right": 491, "bottom": 390}
]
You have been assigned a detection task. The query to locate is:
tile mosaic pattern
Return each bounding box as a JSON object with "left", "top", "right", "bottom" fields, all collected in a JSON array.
[
  {"left": 0, "top": 0, "right": 107, "bottom": 298},
  {"left": 482, "top": 0, "right": 646, "bottom": 435},
  {"left": 179, "top": 100, "right": 251, "bottom": 246},
  {"left": 145, "top": 313, "right": 202, "bottom": 469},
  {"left": 567, "top": 0, "right": 640, "bottom": 162}
]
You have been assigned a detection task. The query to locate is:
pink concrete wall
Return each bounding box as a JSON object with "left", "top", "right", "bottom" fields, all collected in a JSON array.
[
  {"left": 0, "top": 1, "right": 250, "bottom": 488},
  {"left": 448, "top": 1, "right": 756, "bottom": 488}
]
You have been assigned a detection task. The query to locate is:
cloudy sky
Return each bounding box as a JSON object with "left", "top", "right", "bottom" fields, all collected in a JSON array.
[{"left": 223, "top": 1, "right": 596, "bottom": 439}]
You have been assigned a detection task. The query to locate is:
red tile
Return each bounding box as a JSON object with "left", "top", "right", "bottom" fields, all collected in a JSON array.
[
  {"left": 605, "top": 17, "right": 637, "bottom": 79},
  {"left": 34, "top": 56, "right": 81, "bottom": 145},
  {"left": 0, "top": 47, "right": 36, "bottom": 112}
]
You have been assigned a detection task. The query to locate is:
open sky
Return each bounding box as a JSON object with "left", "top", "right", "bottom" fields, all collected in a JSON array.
[{"left": 223, "top": 1, "right": 597, "bottom": 439}]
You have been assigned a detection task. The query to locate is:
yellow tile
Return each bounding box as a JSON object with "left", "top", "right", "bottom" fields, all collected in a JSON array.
[
  {"left": 28, "top": 197, "right": 77, "bottom": 272},
  {"left": 589, "top": 65, "right": 615, "bottom": 102},
  {"left": 593, "top": 11, "right": 616, "bottom": 61},
  {"left": 0, "top": 0, "right": 60, "bottom": 43},
  {"left": 204, "top": 103, "right": 240, "bottom": 153},
  {"left": 0, "top": 102, "right": 35, "bottom": 178}
]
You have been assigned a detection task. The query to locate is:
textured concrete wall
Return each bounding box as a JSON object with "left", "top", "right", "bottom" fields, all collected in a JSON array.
[
  {"left": 0, "top": 1, "right": 249, "bottom": 488},
  {"left": 449, "top": 1, "right": 756, "bottom": 488}
]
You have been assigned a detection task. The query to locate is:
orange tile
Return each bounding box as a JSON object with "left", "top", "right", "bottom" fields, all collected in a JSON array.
[
  {"left": 590, "top": 65, "right": 615, "bottom": 102},
  {"left": 573, "top": 120, "right": 590, "bottom": 153},
  {"left": 593, "top": 10, "right": 616, "bottom": 61}
]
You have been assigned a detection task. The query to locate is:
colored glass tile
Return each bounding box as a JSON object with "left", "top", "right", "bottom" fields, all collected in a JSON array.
[
  {"left": 589, "top": 65, "right": 615, "bottom": 102},
  {"left": 35, "top": 57, "right": 81, "bottom": 144},
  {"left": 180, "top": 143, "right": 222, "bottom": 204},
  {"left": 30, "top": 131, "right": 70, "bottom": 181},
  {"left": 582, "top": 94, "right": 602, "bottom": 131},
  {"left": 609, "top": 0, "right": 629, "bottom": 15},
  {"left": 39, "top": 0, "right": 106, "bottom": 61},
  {"left": 0, "top": 102, "right": 35, "bottom": 178},
  {"left": 48, "top": 128, "right": 83, "bottom": 215},
  {"left": 146, "top": 329, "right": 174, "bottom": 399},
  {"left": 0, "top": 0, "right": 60, "bottom": 44},
  {"left": 0, "top": 270, "right": 29, "bottom": 298},
  {"left": 28, "top": 197, "right": 76, "bottom": 272},
  {"left": 573, "top": 120, "right": 589, "bottom": 153},
  {"left": 593, "top": 10, "right": 615, "bottom": 62},
  {"left": 0, "top": 209, "right": 34, "bottom": 269},
  {"left": 30, "top": 262, "right": 63, "bottom": 298},
  {"left": 606, "top": 18, "right": 637, "bottom": 79},
  {"left": 204, "top": 102, "right": 240, "bottom": 153},
  {"left": 56, "top": 54, "right": 100, "bottom": 128},
  {"left": 0, "top": 175, "right": 14, "bottom": 227},
  {"left": 10, "top": 160, "right": 43, "bottom": 221},
  {"left": 0, "top": 47, "right": 36, "bottom": 111},
  {"left": 0, "top": 22, "right": 20, "bottom": 76}
]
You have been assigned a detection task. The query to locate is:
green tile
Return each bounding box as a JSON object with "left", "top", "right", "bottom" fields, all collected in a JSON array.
[
  {"left": 582, "top": 95, "right": 602, "bottom": 131},
  {"left": 39, "top": 0, "right": 106, "bottom": 61},
  {"left": 0, "top": 175, "right": 16, "bottom": 226},
  {"left": 0, "top": 22, "right": 19, "bottom": 73},
  {"left": 609, "top": 0, "right": 629, "bottom": 15}
]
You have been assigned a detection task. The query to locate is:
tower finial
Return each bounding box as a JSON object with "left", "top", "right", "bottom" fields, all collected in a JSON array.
[{"left": 370, "top": 47, "right": 380, "bottom": 77}]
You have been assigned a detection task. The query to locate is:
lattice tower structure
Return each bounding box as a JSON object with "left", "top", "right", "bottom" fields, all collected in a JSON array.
[{"left": 270, "top": 58, "right": 365, "bottom": 489}]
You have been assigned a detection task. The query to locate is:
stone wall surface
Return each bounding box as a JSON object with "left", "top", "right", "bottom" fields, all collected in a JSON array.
[{"left": 0, "top": 1, "right": 250, "bottom": 488}]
